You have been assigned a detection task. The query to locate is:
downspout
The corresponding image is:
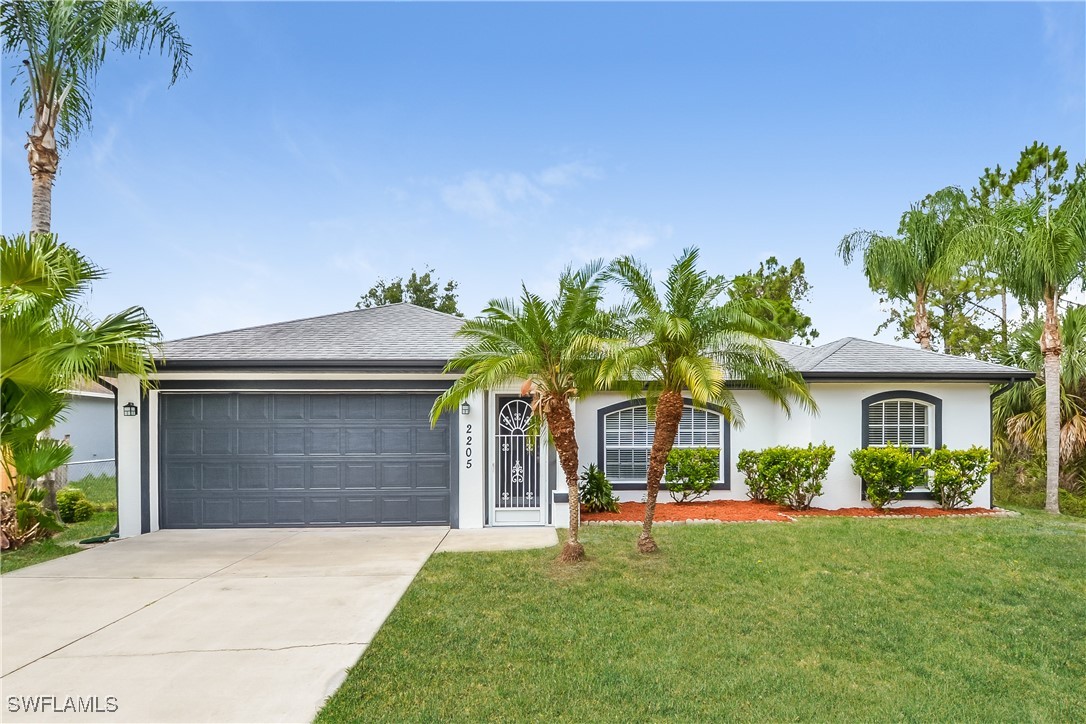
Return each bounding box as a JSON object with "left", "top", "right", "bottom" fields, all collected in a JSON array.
[{"left": 988, "top": 379, "right": 1019, "bottom": 509}]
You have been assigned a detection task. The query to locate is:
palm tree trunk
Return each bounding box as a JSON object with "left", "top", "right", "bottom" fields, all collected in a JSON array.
[
  {"left": 914, "top": 284, "right": 932, "bottom": 351},
  {"left": 1040, "top": 293, "right": 1062, "bottom": 514},
  {"left": 638, "top": 389, "right": 684, "bottom": 553},
  {"left": 27, "top": 106, "right": 61, "bottom": 233},
  {"left": 545, "top": 398, "right": 586, "bottom": 562}
]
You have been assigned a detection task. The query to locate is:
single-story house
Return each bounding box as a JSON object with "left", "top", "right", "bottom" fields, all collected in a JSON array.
[
  {"left": 56, "top": 380, "right": 116, "bottom": 481},
  {"left": 112, "top": 303, "right": 1033, "bottom": 537}
]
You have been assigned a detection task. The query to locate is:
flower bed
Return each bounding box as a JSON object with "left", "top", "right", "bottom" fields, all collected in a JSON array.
[{"left": 581, "top": 500, "right": 1014, "bottom": 524}]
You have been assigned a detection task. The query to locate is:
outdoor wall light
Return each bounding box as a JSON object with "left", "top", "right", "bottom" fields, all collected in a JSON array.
[
  {"left": 123, "top": 402, "right": 138, "bottom": 417},
  {"left": 461, "top": 402, "right": 471, "bottom": 416}
]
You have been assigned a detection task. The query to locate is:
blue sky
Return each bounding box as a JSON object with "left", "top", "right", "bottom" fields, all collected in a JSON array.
[{"left": 3, "top": 1, "right": 1084, "bottom": 344}]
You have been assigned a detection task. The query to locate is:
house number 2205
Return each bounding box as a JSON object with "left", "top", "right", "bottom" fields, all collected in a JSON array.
[{"left": 464, "top": 424, "right": 473, "bottom": 469}]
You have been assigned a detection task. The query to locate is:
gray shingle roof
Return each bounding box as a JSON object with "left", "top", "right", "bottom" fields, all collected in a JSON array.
[
  {"left": 160, "top": 303, "right": 465, "bottom": 367},
  {"left": 161, "top": 305, "right": 1032, "bottom": 380},
  {"left": 767, "top": 337, "right": 1032, "bottom": 381}
]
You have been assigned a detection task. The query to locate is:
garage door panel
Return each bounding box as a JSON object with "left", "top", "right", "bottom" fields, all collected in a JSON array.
[
  {"left": 307, "top": 429, "right": 342, "bottom": 454},
  {"left": 345, "top": 463, "right": 377, "bottom": 489},
  {"left": 238, "top": 498, "right": 271, "bottom": 525},
  {"left": 345, "top": 429, "right": 376, "bottom": 454},
  {"left": 308, "top": 497, "right": 343, "bottom": 524},
  {"left": 161, "top": 393, "right": 452, "bottom": 528},
  {"left": 309, "top": 396, "right": 342, "bottom": 420},
  {"left": 202, "top": 395, "right": 235, "bottom": 421},
  {"left": 274, "top": 464, "right": 305, "bottom": 489},
  {"left": 203, "top": 498, "right": 235, "bottom": 526},
  {"left": 238, "top": 429, "right": 270, "bottom": 455},
  {"left": 273, "top": 395, "right": 305, "bottom": 420},
  {"left": 238, "top": 395, "right": 269, "bottom": 421},
  {"left": 345, "top": 496, "right": 377, "bottom": 524},
  {"left": 166, "top": 429, "right": 198, "bottom": 455},
  {"left": 202, "top": 464, "right": 233, "bottom": 491},
  {"left": 310, "top": 464, "right": 341, "bottom": 489},
  {"left": 239, "top": 464, "right": 270, "bottom": 490},
  {"left": 417, "top": 495, "right": 450, "bottom": 524}
]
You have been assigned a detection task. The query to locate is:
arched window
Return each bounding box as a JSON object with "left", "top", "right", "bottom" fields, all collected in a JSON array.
[
  {"left": 861, "top": 391, "right": 942, "bottom": 452},
  {"left": 601, "top": 403, "right": 722, "bottom": 480}
]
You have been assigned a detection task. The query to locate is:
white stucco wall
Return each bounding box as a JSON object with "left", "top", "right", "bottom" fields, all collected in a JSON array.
[
  {"left": 115, "top": 374, "right": 143, "bottom": 538},
  {"left": 572, "top": 382, "right": 994, "bottom": 510},
  {"left": 457, "top": 390, "right": 486, "bottom": 529}
]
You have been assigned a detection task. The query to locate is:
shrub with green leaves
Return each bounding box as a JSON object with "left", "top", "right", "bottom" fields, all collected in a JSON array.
[
  {"left": 849, "top": 445, "right": 928, "bottom": 510},
  {"left": 928, "top": 447, "right": 996, "bottom": 509},
  {"left": 765, "top": 444, "right": 835, "bottom": 510},
  {"left": 664, "top": 448, "right": 719, "bottom": 502},
  {"left": 57, "top": 487, "right": 95, "bottom": 523},
  {"left": 737, "top": 449, "right": 770, "bottom": 501},
  {"left": 579, "top": 464, "right": 619, "bottom": 513}
]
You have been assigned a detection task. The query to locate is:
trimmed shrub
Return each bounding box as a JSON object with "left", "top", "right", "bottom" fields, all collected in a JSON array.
[
  {"left": 57, "top": 487, "right": 94, "bottom": 524},
  {"left": 737, "top": 444, "right": 834, "bottom": 510},
  {"left": 578, "top": 464, "right": 619, "bottom": 513},
  {"left": 849, "top": 445, "right": 928, "bottom": 510},
  {"left": 737, "top": 449, "right": 770, "bottom": 501},
  {"left": 928, "top": 447, "right": 996, "bottom": 509},
  {"left": 764, "top": 444, "right": 835, "bottom": 510},
  {"left": 664, "top": 448, "right": 719, "bottom": 502}
]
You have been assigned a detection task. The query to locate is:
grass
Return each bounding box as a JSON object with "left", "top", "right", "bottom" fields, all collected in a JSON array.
[
  {"left": 319, "top": 512, "right": 1086, "bottom": 723},
  {"left": 1, "top": 475, "right": 117, "bottom": 574}
]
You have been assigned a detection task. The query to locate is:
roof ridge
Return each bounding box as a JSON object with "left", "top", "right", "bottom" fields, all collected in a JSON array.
[
  {"left": 801, "top": 337, "right": 853, "bottom": 370},
  {"left": 396, "top": 302, "right": 467, "bottom": 323}
]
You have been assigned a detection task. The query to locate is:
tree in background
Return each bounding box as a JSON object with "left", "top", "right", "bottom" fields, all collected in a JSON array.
[
  {"left": 839, "top": 186, "right": 968, "bottom": 350},
  {"left": 1, "top": 233, "right": 160, "bottom": 542},
  {"left": 728, "top": 256, "right": 819, "bottom": 345},
  {"left": 964, "top": 143, "right": 1086, "bottom": 514},
  {"left": 357, "top": 267, "right": 462, "bottom": 317},
  {"left": 429, "top": 263, "right": 613, "bottom": 562},
  {"left": 601, "top": 248, "right": 814, "bottom": 553},
  {"left": 1, "top": 0, "right": 191, "bottom": 232},
  {"left": 994, "top": 306, "right": 1086, "bottom": 497}
]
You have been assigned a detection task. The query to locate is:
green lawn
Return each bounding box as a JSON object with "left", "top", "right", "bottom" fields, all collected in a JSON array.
[
  {"left": 319, "top": 512, "right": 1085, "bottom": 723},
  {"left": 1, "top": 475, "right": 117, "bottom": 574}
]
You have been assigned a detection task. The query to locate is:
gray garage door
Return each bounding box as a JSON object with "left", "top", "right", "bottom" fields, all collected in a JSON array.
[{"left": 160, "top": 393, "right": 452, "bottom": 528}]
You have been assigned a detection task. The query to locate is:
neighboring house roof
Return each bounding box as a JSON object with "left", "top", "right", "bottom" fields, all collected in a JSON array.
[
  {"left": 65, "top": 379, "right": 115, "bottom": 398},
  {"left": 160, "top": 303, "right": 465, "bottom": 369},
  {"left": 766, "top": 337, "right": 1033, "bottom": 382},
  {"left": 158, "top": 302, "right": 1032, "bottom": 381}
]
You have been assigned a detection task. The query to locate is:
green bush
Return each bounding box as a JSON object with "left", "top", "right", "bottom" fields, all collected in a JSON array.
[
  {"left": 664, "top": 448, "right": 719, "bottom": 502},
  {"left": 737, "top": 444, "right": 834, "bottom": 510},
  {"left": 57, "top": 487, "right": 94, "bottom": 523},
  {"left": 578, "top": 464, "right": 619, "bottom": 513},
  {"left": 928, "top": 447, "right": 996, "bottom": 509},
  {"left": 849, "top": 445, "right": 928, "bottom": 510},
  {"left": 737, "top": 449, "right": 770, "bottom": 501}
]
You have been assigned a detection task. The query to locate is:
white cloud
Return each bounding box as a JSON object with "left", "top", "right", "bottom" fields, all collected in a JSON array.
[
  {"left": 564, "top": 220, "right": 669, "bottom": 262},
  {"left": 439, "top": 161, "right": 603, "bottom": 224},
  {"left": 536, "top": 161, "right": 603, "bottom": 188}
]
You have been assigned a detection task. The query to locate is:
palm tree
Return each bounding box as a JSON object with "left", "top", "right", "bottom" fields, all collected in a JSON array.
[
  {"left": 971, "top": 160, "right": 1086, "bottom": 513},
  {"left": 1, "top": 0, "right": 191, "bottom": 232},
  {"left": 430, "top": 262, "right": 612, "bottom": 562},
  {"left": 1, "top": 233, "right": 161, "bottom": 511},
  {"left": 994, "top": 306, "right": 1086, "bottom": 492},
  {"left": 838, "top": 186, "right": 968, "bottom": 350},
  {"left": 601, "top": 248, "right": 814, "bottom": 553}
]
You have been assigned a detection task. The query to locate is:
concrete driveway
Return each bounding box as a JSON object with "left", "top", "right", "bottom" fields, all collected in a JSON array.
[{"left": 1, "top": 527, "right": 449, "bottom": 723}]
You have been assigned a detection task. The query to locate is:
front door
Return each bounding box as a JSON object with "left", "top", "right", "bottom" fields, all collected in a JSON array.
[{"left": 491, "top": 395, "right": 544, "bottom": 525}]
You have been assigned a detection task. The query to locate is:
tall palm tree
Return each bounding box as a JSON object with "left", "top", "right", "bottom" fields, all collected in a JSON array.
[
  {"left": 994, "top": 306, "right": 1086, "bottom": 490},
  {"left": 1, "top": 0, "right": 191, "bottom": 231},
  {"left": 1, "top": 233, "right": 161, "bottom": 498},
  {"left": 839, "top": 186, "right": 968, "bottom": 350},
  {"left": 430, "top": 262, "right": 612, "bottom": 562},
  {"left": 971, "top": 161, "right": 1086, "bottom": 513},
  {"left": 601, "top": 248, "right": 814, "bottom": 554}
]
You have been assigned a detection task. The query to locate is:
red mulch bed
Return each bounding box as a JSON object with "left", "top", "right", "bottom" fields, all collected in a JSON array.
[{"left": 581, "top": 500, "right": 1000, "bottom": 523}]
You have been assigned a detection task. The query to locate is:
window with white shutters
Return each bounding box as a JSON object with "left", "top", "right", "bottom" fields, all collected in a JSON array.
[
  {"left": 866, "top": 399, "right": 933, "bottom": 450},
  {"left": 603, "top": 405, "right": 721, "bottom": 480}
]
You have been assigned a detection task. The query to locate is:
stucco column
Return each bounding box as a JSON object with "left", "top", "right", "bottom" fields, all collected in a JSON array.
[{"left": 116, "top": 374, "right": 143, "bottom": 537}]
